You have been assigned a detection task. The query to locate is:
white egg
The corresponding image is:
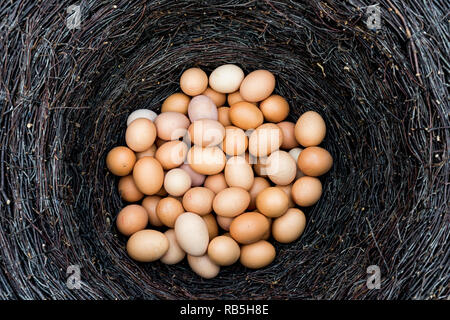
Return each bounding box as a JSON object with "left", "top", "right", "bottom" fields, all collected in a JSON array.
[
  {"left": 164, "top": 168, "right": 192, "bottom": 197},
  {"left": 188, "top": 95, "right": 218, "bottom": 122},
  {"left": 288, "top": 147, "right": 303, "bottom": 162},
  {"left": 175, "top": 212, "right": 209, "bottom": 256},
  {"left": 288, "top": 147, "right": 305, "bottom": 178},
  {"left": 127, "top": 109, "right": 158, "bottom": 126},
  {"left": 209, "top": 64, "right": 245, "bottom": 93},
  {"left": 187, "top": 254, "right": 220, "bottom": 279},
  {"left": 266, "top": 150, "right": 297, "bottom": 186}
]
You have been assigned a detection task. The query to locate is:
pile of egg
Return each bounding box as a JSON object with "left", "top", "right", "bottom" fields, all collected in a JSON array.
[{"left": 106, "top": 64, "right": 333, "bottom": 279}]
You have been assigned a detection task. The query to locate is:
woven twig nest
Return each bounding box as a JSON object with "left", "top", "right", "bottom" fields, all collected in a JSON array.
[{"left": 0, "top": 0, "right": 448, "bottom": 299}]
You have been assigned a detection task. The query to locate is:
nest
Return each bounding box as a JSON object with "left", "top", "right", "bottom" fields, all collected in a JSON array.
[{"left": 0, "top": 0, "right": 448, "bottom": 300}]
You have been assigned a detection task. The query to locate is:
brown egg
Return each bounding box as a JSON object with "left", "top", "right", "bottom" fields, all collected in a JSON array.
[
  {"left": 118, "top": 175, "right": 144, "bottom": 202},
  {"left": 292, "top": 176, "right": 322, "bottom": 207},
  {"left": 221, "top": 126, "right": 248, "bottom": 156},
  {"left": 230, "top": 212, "right": 270, "bottom": 244},
  {"left": 179, "top": 163, "right": 206, "bottom": 187},
  {"left": 294, "top": 111, "right": 326, "bottom": 147},
  {"left": 187, "top": 254, "right": 220, "bottom": 279},
  {"left": 227, "top": 91, "right": 245, "bottom": 106},
  {"left": 297, "top": 146, "right": 333, "bottom": 176},
  {"left": 175, "top": 212, "right": 209, "bottom": 256},
  {"left": 180, "top": 67, "right": 208, "bottom": 96},
  {"left": 154, "top": 112, "right": 190, "bottom": 141},
  {"left": 261, "top": 230, "right": 270, "bottom": 241},
  {"left": 188, "top": 119, "right": 225, "bottom": 147},
  {"left": 160, "top": 229, "right": 186, "bottom": 264},
  {"left": 187, "top": 95, "right": 218, "bottom": 122},
  {"left": 126, "top": 229, "right": 169, "bottom": 262},
  {"left": 125, "top": 118, "right": 157, "bottom": 152},
  {"left": 141, "top": 196, "right": 163, "bottom": 227},
  {"left": 135, "top": 144, "right": 157, "bottom": 160},
  {"left": 204, "top": 173, "right": 228, "bottom": 194},
  {"left": 239, "top": 70, "right": 276, "bottom": 102},
  {"left": 253, "top": 156, "right": 269, "bottom": 177},
  {"left": 217, "top": 106, "right": 232, "bottom": 127},
  {"left": 202, "top": 214, "right": 219, "bottom": 240},
  {"left": 155, "top": 138, "right": 167, "bottom": 148},
  {"left": 248, "top": 177, "right": 271, "bottom": 211},
  {"left": 187, "top": 145, "right": 226, "bottom": 175},
  {"left": 155, "top": 140, "right": 188, "bottom": 170},
  {"left": 248, "top": 123, "right": 283, "bottom": 157},
  {"left": 256, "top": 187, "right": 289, "bottom": 218},
  {"left": 266, "top": 150, "right": 297, "bottom": 186},
  {"left": 161, "top": 92, "right": 190, "bottom": 114},
  {"left": 261, "top": 217, "right": 272, "bottom": 240},
  {"left": 259, "top": 95, "right": 289, "bottom": 123},
  {"left": 132, "top": 157, "right": 164, "bottom": 195},
  {"left": 106, "top": 146, "right": 136, "bottom": 176},
  {"left": 277, "top": 121, "right": 299, "bottom": 149},
  {"left": 155, "top": 185, "right": 168, "bottom": 197},
  {"left": 240, "top": 240, "right": 276, "bottom": 269},
  {"left": 164, "top": 168, "right": 192, "bottom": 197},
  {"left": 224, "top": 156, "right": 254, "bottom": 190},
  {"left": 276, "top": 184, "right": 295, "bottom": 208},
  {"left": 213, "top": 187, "right": 251, "bottom": 217},
  {"left": 229, "top": 101, "right": 264, "bottom": 130},
  {"left": 116, "top": 204, "right": 148, "bottom": 236},
  {"left": 156, "top": 196, "right": 184, "bottom": 228},
  {"left": 272, "top": 208, "right": 306, "bottom": 243},
  {"left": 182, "top": 187, "right": 215, "bottom": 216},
  {"left": 208, "top": 235, "right": 240, "bottom": 266},
  {"left": 202, "top": 87, "right": 226, "bottom": 107},
  {"left": 216, "top": 215, "right": 234, "bottom": 231}
]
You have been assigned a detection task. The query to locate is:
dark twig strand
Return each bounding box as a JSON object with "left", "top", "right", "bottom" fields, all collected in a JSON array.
[{"left": 0, "top": 0, "right": 448, "bottom": 299}]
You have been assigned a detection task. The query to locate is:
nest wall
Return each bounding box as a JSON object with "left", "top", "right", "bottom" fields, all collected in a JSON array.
[{"left": 0, "top": 0, "right": 448, "bottom": 299}]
